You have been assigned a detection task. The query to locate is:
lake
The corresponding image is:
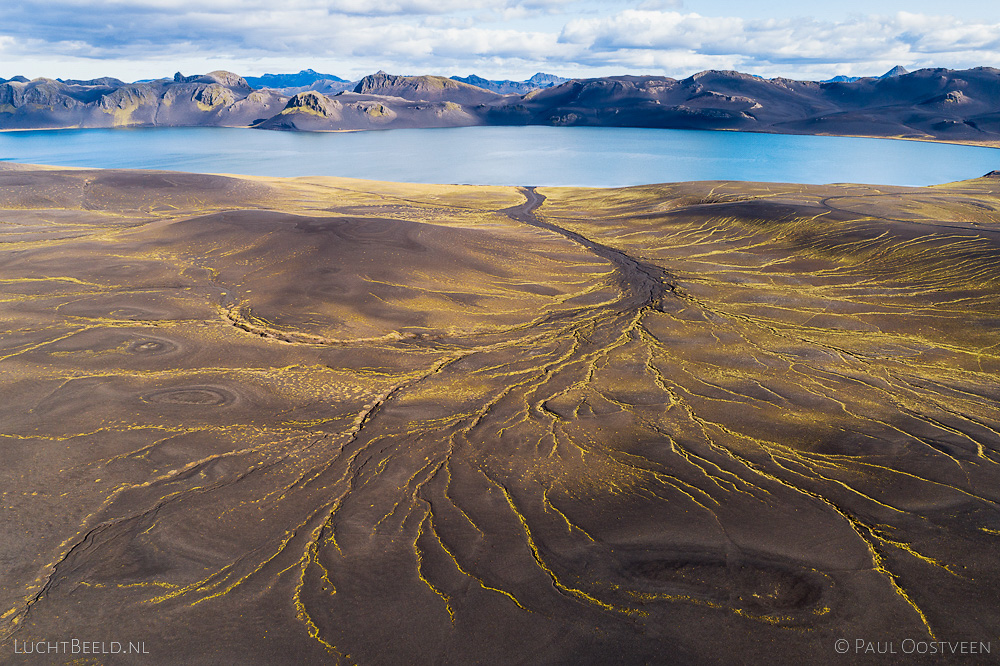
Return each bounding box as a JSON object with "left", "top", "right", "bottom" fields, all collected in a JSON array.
[{"left": 0, "top": 126, "right": 997, "bottom": 187}]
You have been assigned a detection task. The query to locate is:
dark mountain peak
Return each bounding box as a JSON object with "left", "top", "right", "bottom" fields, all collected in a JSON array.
[
  {"left": 686, "top": 70, "right": 760, "bottom": 84},
  {"left": 527, "top": 73, "right": 568, "bottom": 87},
  {"left": 354, "top": 71, "right": 498, "bottom": 103},
  {"left": 284, "top": 90, "right": 340, "bottom": 117},
  {"left": 355, "top": 71, "right": 399, "bottom": 92},
  {"left": 452, "top": 74, "right": 491, "bottom": 86},
  {"left": 171, "top": 71, "right": 250, "bottom": 90},
  {"left": 58, "top": 77, "right": 126, "bottom": 87},
  {"left": 206, "top": 71, "right": 251, "bottom": 90},
  {"left": 880, "top": 65, "right": 909, "bottom": 79}
]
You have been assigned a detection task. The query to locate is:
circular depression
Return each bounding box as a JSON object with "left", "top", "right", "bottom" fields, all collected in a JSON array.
[
  {"left": 141, "top": 386, "right": 235, "bottom": 406},
  {"left": 127, "top": 338, "right": 178, "bottom": 355}
]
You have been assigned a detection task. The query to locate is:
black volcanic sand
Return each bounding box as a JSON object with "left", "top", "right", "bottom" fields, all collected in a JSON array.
[{"left": 1, "top": 163, "right": 1000, "bottom": 664}]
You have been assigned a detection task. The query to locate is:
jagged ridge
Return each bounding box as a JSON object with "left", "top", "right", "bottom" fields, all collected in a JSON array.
[{"left": 1, "top": 67, "right": 999, "bottom": 142}]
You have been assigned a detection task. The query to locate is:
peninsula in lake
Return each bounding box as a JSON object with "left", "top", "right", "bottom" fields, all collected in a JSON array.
[
  {"left": 1, "top": 163, "right": 999, "bottom": 663},
  {"left": 2, "top": 66, "right": 1000, "bottom": 144}
]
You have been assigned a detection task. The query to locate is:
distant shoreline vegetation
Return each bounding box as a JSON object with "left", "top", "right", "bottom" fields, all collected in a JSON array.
[{"left": 1, "top": 66, "right": 999, "bottom": 146}]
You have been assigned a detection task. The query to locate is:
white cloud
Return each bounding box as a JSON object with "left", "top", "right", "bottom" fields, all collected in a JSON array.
[
  {"left": 8, "top": 0, "right": 575, "bottom": 17},
  {"left": 559, "top": 9, "right": 1000, "bottom": 70},
  {"left": 1, "top": 3, "right": 999, "bottom": 82},
  {"left": 637, "top": 0, "right": 683, "bottom": 9}
]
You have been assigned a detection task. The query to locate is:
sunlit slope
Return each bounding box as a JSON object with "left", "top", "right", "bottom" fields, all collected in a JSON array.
[
  {"left": 538, "top": 179, "right": 1000, "bottom": 459},
  {"left": 1, "top": 164, "right": 999, "bottom": 664}
]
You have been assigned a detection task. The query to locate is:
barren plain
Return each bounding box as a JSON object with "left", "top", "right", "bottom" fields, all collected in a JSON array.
[{"left": 1, "top": 163, "right": 999, "bottom": 663}]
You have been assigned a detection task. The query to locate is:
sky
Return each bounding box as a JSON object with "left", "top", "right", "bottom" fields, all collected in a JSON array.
[{"left": 1, "top": 1, "right": 999, "bottom": 83}]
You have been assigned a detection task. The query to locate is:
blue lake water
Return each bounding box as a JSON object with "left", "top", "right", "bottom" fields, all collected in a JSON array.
[{"left": 0, "top": 126, "right": 997, "bottom": 187}]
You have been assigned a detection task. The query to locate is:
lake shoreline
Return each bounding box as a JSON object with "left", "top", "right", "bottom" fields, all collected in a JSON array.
[
  {"left": 2, "top": 125, "right": 998, "bottom": 188},
  {"left": 3, "top": 122, "right": 999, "bottom": 151}
]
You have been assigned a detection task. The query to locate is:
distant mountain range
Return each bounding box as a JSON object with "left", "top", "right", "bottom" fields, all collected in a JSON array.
[
  {"left": 1, "top": 66, "right": 998, "bottom": 144},
  {"left": 823, "top": 66, "right": 908, "bottom": 84},
  {"left": 243, "top": 69, "right": 354, "bottom": 95},
  {"left": 243, "top": 69, "right": 347, "bottom": 88},
  {"left": 449, "top": 73, "right": 569, "bottom": 95},
  {"left": 239, "top": 69, "right": 568, "bottom": 96}
]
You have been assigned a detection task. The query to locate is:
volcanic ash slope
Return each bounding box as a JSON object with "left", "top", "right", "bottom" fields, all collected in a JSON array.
[{"left": 1, "top": 164, "right": 1000, "bottom": 663}]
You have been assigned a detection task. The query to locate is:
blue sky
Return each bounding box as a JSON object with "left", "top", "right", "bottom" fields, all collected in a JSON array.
[{"left": 1, "top": 1, "right": 998, "bottom": 82}]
